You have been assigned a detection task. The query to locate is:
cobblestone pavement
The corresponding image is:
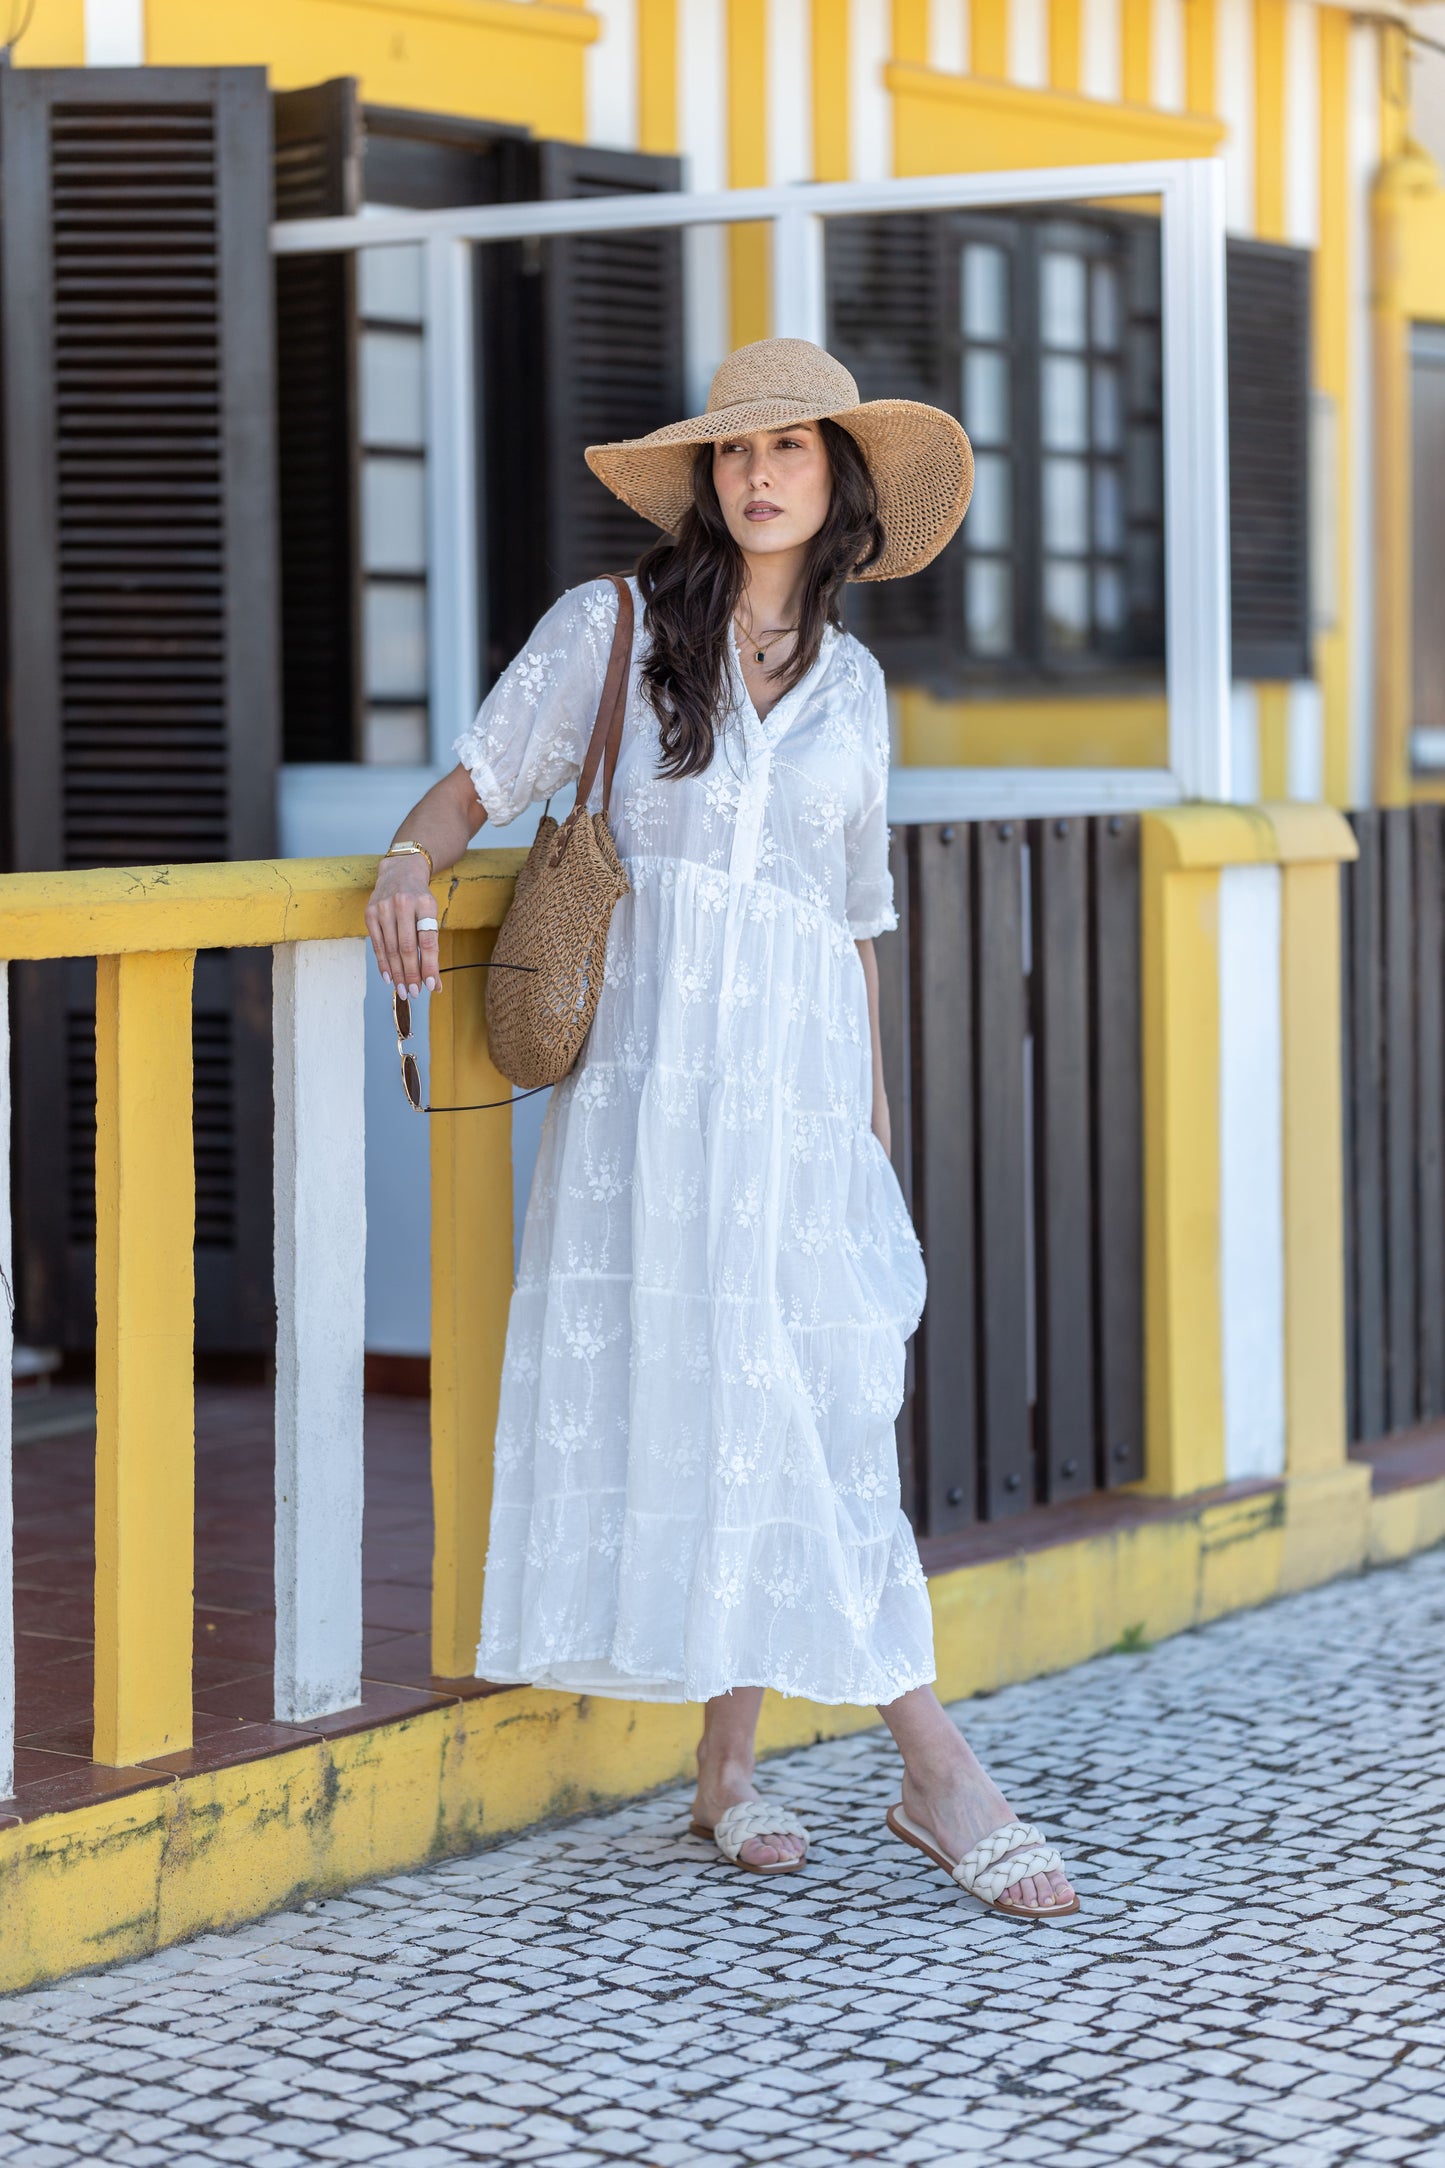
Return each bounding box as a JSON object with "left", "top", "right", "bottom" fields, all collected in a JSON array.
[{"left": 4, "top": 1549, "right": 1445, "bottom": 2168}]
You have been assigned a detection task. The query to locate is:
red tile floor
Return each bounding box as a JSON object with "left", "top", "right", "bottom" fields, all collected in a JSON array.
[{"left": 7, "top": 1385, "right": 505, "bottom": 1826}]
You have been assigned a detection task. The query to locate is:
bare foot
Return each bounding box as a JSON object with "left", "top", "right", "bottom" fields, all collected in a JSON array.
[
  {"left": 901, "top": 1740, "right": 1074, "bottom": 1913},
  {"left": 692, "top": 1745, "right": 805, "bottom": 1869}
]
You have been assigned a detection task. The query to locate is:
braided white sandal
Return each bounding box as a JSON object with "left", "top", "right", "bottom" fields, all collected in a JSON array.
[
  {"left": 690, "top": 1799, "right": 811, "bottom": 1875},
  {"left": 886, "top": 1804, "right": 1080, "bottom": 1920}
]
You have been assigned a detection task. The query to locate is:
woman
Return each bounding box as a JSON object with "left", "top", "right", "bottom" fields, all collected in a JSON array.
[{"left": 365, "top": 339, "right": 1078, "bottom": 1921}]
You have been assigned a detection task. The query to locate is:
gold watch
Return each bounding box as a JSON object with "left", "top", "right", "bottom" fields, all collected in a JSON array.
[{"left": 384, "top": 840, "right": 434, "bottom": 883}]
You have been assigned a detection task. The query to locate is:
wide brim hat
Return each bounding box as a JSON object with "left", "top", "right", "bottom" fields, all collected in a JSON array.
[{"left": 585, "top": 337, "right": 973, "bottom": 582}]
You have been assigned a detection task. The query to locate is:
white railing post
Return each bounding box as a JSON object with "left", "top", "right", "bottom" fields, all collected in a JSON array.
[
  {"left": 273, "top": 939, "right": 367, "bottom": 1722},
  {"left": 0, "top": 965, "right": 12, "bottom": 1800},
  {"left": 769, "top": 206, "right": 827, "bottom": 346},
  {"left": 1162, "top": 156, "right": 1232, "bottom": 801},
  {"left": 425, "top": 234, "right": 480, "bottom": 768}
]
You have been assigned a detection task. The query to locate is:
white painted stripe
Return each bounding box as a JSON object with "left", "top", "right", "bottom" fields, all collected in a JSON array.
[
  {"left": 586, "top": 0, "right": 640, "bottom": 150},
  {"left": 679, "top": 0, "right": 728, "bottom": 190},
  {"left": 425, "top": 239, "right": 479, "bottom": 770},
  {"left": 1082, "top": 0, "right": 1122, "bottom": 102},
  {"left": 768, "top": 0, "right": 814, "bottom": 186},
  {"left": 1219, "top": 864, "right": 1287, "bottom": 1484},
  {"left": 1229, "top": 683, "right": 1260, "bottom": 803},
  {"left": 1287, "top": 679, "right": 1324, "bottom": 800},
  {"left": 273, "top": 941, "right": 368, "bottom": 1723},
  {"left": 84, "top": 0, "right": 143, "bottom": 63},
  {"left": 679, "top": 0, "right": 730, "bottom": 403},
  {"left": 1217, "top": 0, "right": 1255, "bottom": 235},
  {"left": 1008, "top": 0, "right": 1050, "bottom": 89},
  {"left": 1348, "top": 20, "right": 1378, "bottom": 809},
  {"left": 0, "top": 968, "right": 12, "bottom": 1802},
  {"left": 1163, "top": 160, "right": 1233, "bottom": 798},
  {"left": 1151, "top": 0, "right": 1186, "bottom": 112},
  {"left": 1284, "top": 0, "right": 1319, "bottom": 249},
  {"left": 928, "top": 0, "right": 970, "bottom": 73},
  {"left": 849, "top": 0, "right": 894, "bottom": 178}
]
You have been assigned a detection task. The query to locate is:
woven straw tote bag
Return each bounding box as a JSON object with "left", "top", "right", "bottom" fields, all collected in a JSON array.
[{"left": 484, "top": 574, "right": 635, "bottom": 1090}]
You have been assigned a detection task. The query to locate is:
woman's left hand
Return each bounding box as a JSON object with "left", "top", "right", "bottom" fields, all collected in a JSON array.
[{"left": 872, "top": 1091, "right": 892, "bottom": 1161}]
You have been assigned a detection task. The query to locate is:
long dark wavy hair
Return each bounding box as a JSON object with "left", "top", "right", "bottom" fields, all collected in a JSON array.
[{"left": 636, "top": 417, "right": 884, "bottom": 781}]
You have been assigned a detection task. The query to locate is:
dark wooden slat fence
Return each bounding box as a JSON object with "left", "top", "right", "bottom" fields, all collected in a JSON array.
[
  {"left": 1343, "top": 806, "right": 1445, "bottom": 1443},
  {"left": 877, "top": 813, "right": 1145, "bottom": 1538}
]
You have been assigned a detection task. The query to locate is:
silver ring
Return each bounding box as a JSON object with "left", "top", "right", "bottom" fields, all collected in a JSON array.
[{"left": 415, "top": 917, "right": 439, "bottom": 933}]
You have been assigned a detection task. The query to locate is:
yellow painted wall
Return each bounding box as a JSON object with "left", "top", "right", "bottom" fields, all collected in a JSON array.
[
  {"left": 14, "top": 0, "right": 84, "bottom": 64},
  {"left": 1315, "top": 5, "right": 1353, "bottom": 808},
  {"left": 899, "top": 690, "right": 1169, "bottom": 768},
  {"left": 145, "top": 0, "right": 594, "bottom": 137}
]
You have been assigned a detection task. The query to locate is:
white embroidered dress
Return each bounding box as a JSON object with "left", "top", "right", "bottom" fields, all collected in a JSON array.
[{"left": 455, "top": 576, "right": 934, "bottom": 1706}]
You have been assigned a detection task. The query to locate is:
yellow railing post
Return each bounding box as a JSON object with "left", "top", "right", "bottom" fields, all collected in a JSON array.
[
  {"left": 429, "top": 926, "right": 514, "bottom": 1678},
  {"left": 1140, "top": 812, "right": 1229, "bottom": 1496},
  {"left": 93, "top": 949, "right": 196, "bottom": 1766}
]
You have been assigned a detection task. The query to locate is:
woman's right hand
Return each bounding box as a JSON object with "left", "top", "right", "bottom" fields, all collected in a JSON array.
[{"left": 365, "top": 855, "right": 440, "bottom": 997}]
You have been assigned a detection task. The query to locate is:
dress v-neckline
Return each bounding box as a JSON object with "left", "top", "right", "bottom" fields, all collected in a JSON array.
[{"left": 728, "top": 624, "right": 836, "bottom": 742}]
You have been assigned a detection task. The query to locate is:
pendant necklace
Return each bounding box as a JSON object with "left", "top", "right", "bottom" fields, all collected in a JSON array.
[{"left": 735, "top": 614, "right": 795, "bottom": 667}]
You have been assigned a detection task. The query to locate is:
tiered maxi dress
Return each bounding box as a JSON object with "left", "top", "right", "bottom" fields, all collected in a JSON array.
[{"left": 455, "top": 575, "right": 934, "bottom": 1707}]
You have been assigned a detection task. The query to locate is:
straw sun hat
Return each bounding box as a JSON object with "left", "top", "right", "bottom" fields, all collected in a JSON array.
[{"left": 585, "top": 337, "right": 973, "bottom": 583}]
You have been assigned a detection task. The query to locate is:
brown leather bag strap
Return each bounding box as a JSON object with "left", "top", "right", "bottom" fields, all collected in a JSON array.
[{"left": 574, "top": 574, "right": 635, "bottom": 817}]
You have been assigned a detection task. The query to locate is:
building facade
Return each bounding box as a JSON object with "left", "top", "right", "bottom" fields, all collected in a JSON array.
[{"left": 4, "top": 0, "right": 1443, "bottom": 1364}]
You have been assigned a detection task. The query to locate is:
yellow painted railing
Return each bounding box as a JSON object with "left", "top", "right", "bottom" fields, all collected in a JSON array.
[{"left": 0, "top": 851, "right": 526, "bottom": 1770}]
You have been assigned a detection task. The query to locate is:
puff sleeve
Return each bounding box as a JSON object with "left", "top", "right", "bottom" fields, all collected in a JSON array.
[
  {"left": 843, "top": 667, "right": 899, "bottom": 941},
  {"left": 452, "top": 578, "right": 620, "bottom": 828}
]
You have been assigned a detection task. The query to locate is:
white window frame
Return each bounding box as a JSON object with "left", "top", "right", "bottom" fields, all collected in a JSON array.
[{"left": 273, "top": 158, "right": 1231, "bottom": 814}]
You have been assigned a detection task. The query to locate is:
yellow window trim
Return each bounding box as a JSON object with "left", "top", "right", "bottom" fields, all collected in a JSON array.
[
  {"left": 304, "top": 0, "right": 598, "bottom": 33},
  {"left": 899, "top": 691, "right": 1170, "bottom": 770},
  {"left": 885, "top": 62, "right": 1225, "bottom": 173}
]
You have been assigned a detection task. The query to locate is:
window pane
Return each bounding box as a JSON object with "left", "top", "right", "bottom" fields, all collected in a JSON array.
[
  {"left": 361, "top": 329, "right": 426, "bottom": 449},
  {"left": 967, "top": 452, "right": 1012, "bottom": 549},
  {"left": 1094, "top": 464, "right": 1124, "bottom": 552},
  {"left": 963, "top": 244, "right": 1010, "bottom": 340},
  {"left": 1127, "top": 430, "right": 1162, "bottom": 516},
  {"left": 964, "top": 349, "right": 1011, "bottom": 446},
  {"left": 1043, "top": 457, "right": 1089, "bottom": 552},
  {"left": 1093, "top": 363, "right": 1122, "bottom": 451},
  {"left": 1044, "top": 560, "right": 1091, "bottom": 648},
  {"left": 364, "top": 706, "right": 430, "bottom": 765},
  {"left": 1129, "top": 234, "right": 1162, "bottom": 312},
  {"left": 1091, "top": 262, "right": 1121, "bottom": 351},
  {"left": 1095, "top": 566, "right": 1126, "bottom": 631},
  {"left": 362, "top": 456, "right": 428, "bottom": 575},
  {"left": 359, "top": 244, "right": 424, "bottom": 325},
  {"left": 1040, "top": 251, "right": 1088, "bottom": 349},
  {"left": 1127, "top": 323, "right": 1160, "bottom": 410},
  {"left": 1128, "top": 530, "right": 1163, "bottom": 607},
  {"left": 365, "top": 582, "right": 428, "bottom": 699},
  {"left": 966, "top": 558, "right": 1013, "bottom": 655},
  {"left": 1042, "top": 356, "right": 1089, "bottom": 450}
]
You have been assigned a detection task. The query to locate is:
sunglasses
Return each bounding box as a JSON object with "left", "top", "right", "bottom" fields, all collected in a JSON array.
[{"left": 393, "top": 962, "right": 548, "bottom": 1113}]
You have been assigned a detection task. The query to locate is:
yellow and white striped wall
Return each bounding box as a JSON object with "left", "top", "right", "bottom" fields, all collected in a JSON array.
[
  {"left": 579, "top": 0, "right": 1386, "bottom": 810},
  {"left": 21, "top": 0, "right": 1430, "bottom": 820}
]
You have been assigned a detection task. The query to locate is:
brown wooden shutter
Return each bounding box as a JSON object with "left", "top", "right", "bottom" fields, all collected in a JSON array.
[
  {"left": 1, "top": 66, "right": 279, "bottom": 1352},
  {"left": 273, "top": 78, "right": 361, "bottom": 763},
  {"left": 485, "top": 141, "right": 685, "bottom": 671},
  {"left": 1227, "top": 236, "right": 1312, "bottom": 682}
]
